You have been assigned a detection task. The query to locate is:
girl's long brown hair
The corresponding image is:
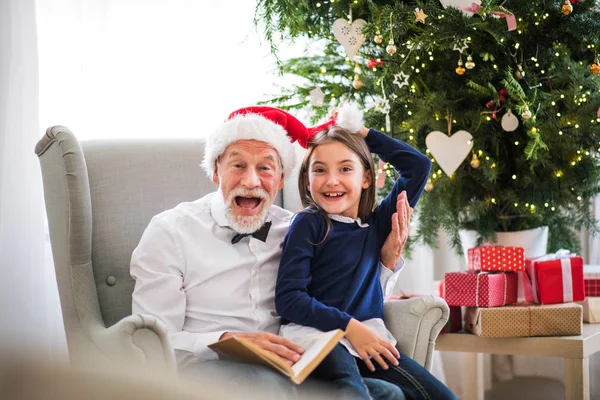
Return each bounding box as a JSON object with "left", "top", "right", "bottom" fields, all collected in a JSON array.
[{"left": 297, "top": 126, "right": 376, "bottom": 244}]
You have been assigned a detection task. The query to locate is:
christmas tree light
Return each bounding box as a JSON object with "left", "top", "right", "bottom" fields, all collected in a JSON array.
[{"left": 255, "top": 0, "right": 600, "bottom": 254}]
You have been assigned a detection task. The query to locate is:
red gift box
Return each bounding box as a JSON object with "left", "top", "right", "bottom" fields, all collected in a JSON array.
[
  {"left": 444, "top": 272, "right": 518, "bottom": 307},
  {"left": 584, "top": 265, "right": 600, "bottom": 297},
  {"left": 525, "top": 254, "right": 585, "bottom": 305},
  {"left": 468, "top": 246, "right": 525, "bottom": 272}
]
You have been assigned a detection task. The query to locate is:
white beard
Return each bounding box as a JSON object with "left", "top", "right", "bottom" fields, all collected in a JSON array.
[{"left": 225, "top": 187, "right": 271, "bottom": 234}]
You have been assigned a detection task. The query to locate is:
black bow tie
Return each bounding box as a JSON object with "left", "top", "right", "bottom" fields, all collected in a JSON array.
[{"left": 231, "top": 221, "right": 272, "bottom": 244}]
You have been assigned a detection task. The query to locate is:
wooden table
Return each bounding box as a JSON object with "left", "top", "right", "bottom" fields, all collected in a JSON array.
[{"left": 435, "top": 324, "right": 600, "bottom": 400}]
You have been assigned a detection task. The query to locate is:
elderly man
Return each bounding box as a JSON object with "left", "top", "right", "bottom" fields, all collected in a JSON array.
[{"left": 130, "top": 106, "right": 408, "bottom": 399}]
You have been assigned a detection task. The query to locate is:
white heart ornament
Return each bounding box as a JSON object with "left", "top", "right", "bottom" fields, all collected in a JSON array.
[
  {"left": 501, "top": 109, "right": 519, "bottom": 132},
  {"left": 426, "top": 130, "right": 473, "bottom": 176},
  {"left": 332, "top": 18, "right": 366, "bottom": 61}
]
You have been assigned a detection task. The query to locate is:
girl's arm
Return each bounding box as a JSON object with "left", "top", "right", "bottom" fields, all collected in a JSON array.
[
  {"left": 275, "top": 212, "right": 353, "bottom": 332},
  {"left": 365, "top": 128, "right": 431, "bottom": 246}
]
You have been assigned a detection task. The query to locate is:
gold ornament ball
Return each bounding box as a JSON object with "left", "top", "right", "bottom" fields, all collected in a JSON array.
[
  {"left": 561, "top": 1, "right": 573, "bottom": 15},
  {"left": 425, "top": 180, "right": 434, "bottom": 192},
  {"left": 465, "top": 56, "right": 475, "bottom": 70},
  {"left": 470, "top": 155, "right": 480, "bottom": 169},
  {"left": 386, "top": 41, "right": 397, "bottom": 55},
  {"left": 455, "top": 66, "right": 466, "bottom": 75},
  {"left": 515, "top": 66, "right": 525, "bottom": 80},
  {"left": 374, "top": 34, "right": 384, "bottom": 44},
  {"left": 352, "top": 75, "right": 363, "bottom": 90},
  {"left": 590, "top": 63, "right": 600, "bottom": 75}
]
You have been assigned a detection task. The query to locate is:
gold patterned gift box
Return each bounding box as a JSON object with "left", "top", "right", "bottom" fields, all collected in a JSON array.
[
  {"left": 581, "top": 297, "right": 600, "bottom": 323},
  {"left": 464, "top": 303, "right": 582, "bottom": 338}
]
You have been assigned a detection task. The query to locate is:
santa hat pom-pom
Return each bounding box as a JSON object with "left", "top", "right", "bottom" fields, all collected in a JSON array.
[{"left": 336, "top": 103, "right": 364, "bottom": 134}]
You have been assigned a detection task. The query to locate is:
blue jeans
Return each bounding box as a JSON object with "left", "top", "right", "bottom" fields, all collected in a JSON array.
[
  {"left": 312, "top": 344, "right": 457, "bottom": 400},
  {"left": 181, "top": 358, "right": 404, "bottom": 400}
]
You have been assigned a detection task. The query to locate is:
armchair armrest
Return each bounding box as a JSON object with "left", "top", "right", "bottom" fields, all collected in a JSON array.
[
  {"left": 384, "top": 295, "right": 449, "bottom": 371},
  {"left": 90, "top": 314, "right": 177, "bottom": 374}
]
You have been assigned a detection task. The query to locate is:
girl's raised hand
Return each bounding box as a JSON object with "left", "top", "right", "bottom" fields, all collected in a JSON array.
[{"left": 380, "top": 191, "right": 412, "bottom": 269}]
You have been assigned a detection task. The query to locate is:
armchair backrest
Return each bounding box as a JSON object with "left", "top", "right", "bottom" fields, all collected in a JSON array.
[{"left": 36, "top": 126, "right": 285, "bottom": 332}]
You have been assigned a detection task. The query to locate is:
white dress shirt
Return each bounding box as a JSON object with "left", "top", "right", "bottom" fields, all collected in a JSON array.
[{"left": 131, "top": 189, "right": 403, "bottom": 366}]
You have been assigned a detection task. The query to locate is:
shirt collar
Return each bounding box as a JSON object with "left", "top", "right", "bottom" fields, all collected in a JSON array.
[
  {"left": 210, "top": 189, "right": 230, "bottom": 227},
  {"left": 327, "top": 214, "right": 369, "bottom": 228}
]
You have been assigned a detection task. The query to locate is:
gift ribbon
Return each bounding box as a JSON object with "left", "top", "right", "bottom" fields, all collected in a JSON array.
[
  {"left": 561, "top": 258, "right": 573, "bottom": 303},
  {"left": 517, "top": 271, "right": 526, "bottom": 303},
  {"left": 533, "top": 248, "right": 574, "bottom": 262},
  {"left": 460, "top": 2, "right": 517, "bottom": 31},
  {"left": 529, "top": 266, "right": 539, "bottom": 303},
  {"left": 529, "top": 306, "right": 533, "bottom": 337}
]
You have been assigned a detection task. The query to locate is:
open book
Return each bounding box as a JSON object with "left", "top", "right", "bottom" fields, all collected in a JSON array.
[{"left": 208, "top": 329, "right": 345, "bottom": 384}]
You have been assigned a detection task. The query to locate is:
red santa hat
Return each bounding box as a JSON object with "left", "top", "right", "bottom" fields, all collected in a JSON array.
[{"left": 202, "top": 104, "right": 364, "bottom": 178}]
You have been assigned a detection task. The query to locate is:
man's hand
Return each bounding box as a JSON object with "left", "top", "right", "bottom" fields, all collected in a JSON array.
[
  {"left": 380, "top": 191, "right": 412, "bottom": 270},
  {"left": 219, "top": 332, "right": 304, "bottom": 366},
  {"left": 345, "top": 319, "right": 400, "bottom": 371}
]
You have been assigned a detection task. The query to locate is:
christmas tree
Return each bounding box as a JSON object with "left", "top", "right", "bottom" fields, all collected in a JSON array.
[{"left": 255, "top": 0, "right": 600, "bottom": 254}]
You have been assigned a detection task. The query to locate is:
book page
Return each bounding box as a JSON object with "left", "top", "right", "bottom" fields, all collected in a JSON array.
[{"left": 291, "top": 330, "right": 341, "bottom": 376}]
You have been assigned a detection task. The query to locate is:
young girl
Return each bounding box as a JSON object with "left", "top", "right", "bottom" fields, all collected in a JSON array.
[{"left": 275, "top": 109, "right": 457, "bottom": 400}]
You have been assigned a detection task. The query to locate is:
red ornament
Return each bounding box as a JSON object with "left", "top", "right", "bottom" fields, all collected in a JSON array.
[
  {"left": 498, "top": 89, "right": 507, "bottom": 102},
  {"left": 486, "top": 100, "right": 495, "bottom": 108},
  {"left": 570, "top": 0, "right": 581, "bottom": 3},
  {"left": 492, "top": 111, "right": 497, "bottom": 120},
  {"left": 367, "top": 59, "right": 385, "bottom": 69}
]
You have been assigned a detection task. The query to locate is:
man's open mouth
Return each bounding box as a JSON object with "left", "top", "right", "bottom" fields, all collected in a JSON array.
[{"left": 235, "top": 196, "right": 263, "bottom": 209}]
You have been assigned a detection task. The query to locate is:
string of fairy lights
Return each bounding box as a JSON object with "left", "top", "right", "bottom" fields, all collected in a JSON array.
[{"left": 309, "top": 1, "right": 599, "bottom": 215}]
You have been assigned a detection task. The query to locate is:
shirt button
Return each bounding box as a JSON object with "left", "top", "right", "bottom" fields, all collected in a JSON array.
[
  {"left": 253, "top": 270, "right": 258, "bottom": 276},
  {"left": 106, "top": 276, "right": 117, "bottom": 286}
]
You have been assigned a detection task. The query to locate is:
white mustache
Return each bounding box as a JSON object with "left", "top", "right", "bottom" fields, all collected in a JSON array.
[{"left": 228, "top": 187, "right": 269, "bottom": 202}]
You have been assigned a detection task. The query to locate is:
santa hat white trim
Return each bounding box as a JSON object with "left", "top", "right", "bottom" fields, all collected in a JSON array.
[
  {"left": 202, "top": 113, "right": 297, "bottom": 179},
  {"left": 336, "top": 103, "right": 364, "bottom": 133}
]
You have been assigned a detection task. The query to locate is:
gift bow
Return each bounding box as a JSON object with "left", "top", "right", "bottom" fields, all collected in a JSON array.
[
  {"left": 532, "top": 248, "right": 575, "bottom": 262},
  {"left": 460, "top": 2, "right": 517, "bottom": 31}
]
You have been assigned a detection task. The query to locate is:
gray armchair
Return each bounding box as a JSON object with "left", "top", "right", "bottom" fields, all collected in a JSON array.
[{"left": 35, "top": 126, "right": 449, "bottom": 373}]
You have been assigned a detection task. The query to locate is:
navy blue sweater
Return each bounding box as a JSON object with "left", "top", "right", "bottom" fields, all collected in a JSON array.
[{"left": 275, "top": 129, "right": 432, "bottom": 332}]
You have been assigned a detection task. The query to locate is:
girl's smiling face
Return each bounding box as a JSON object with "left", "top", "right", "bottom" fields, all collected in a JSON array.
[{"left": 306, "top": 140, "right": 372, "bottom": 219}]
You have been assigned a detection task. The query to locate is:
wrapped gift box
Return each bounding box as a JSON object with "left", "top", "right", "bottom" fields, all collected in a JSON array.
[
  {"left": 581, "top": 297, "right": 600, "bottom": 324},
  {"left": 433, "top": 280, "right": 444, "bottom": 297},
  {"left": 584, "top": 265, "right": 600, "bottom": 297},
  {"left": 440, "top": 306, "right": 463, "bottom": 334},
  {"left": 525, "top": 254, "right": 585, "bottom": 305},
  {"left": 444, "top": 272, "right": 518, "bottom": 307},
  {"left": 464, "top": 303, "right": 582, "bottom": 338},
  {"left": 468, "top": 246, "right": 525, "bottom": 272}
]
